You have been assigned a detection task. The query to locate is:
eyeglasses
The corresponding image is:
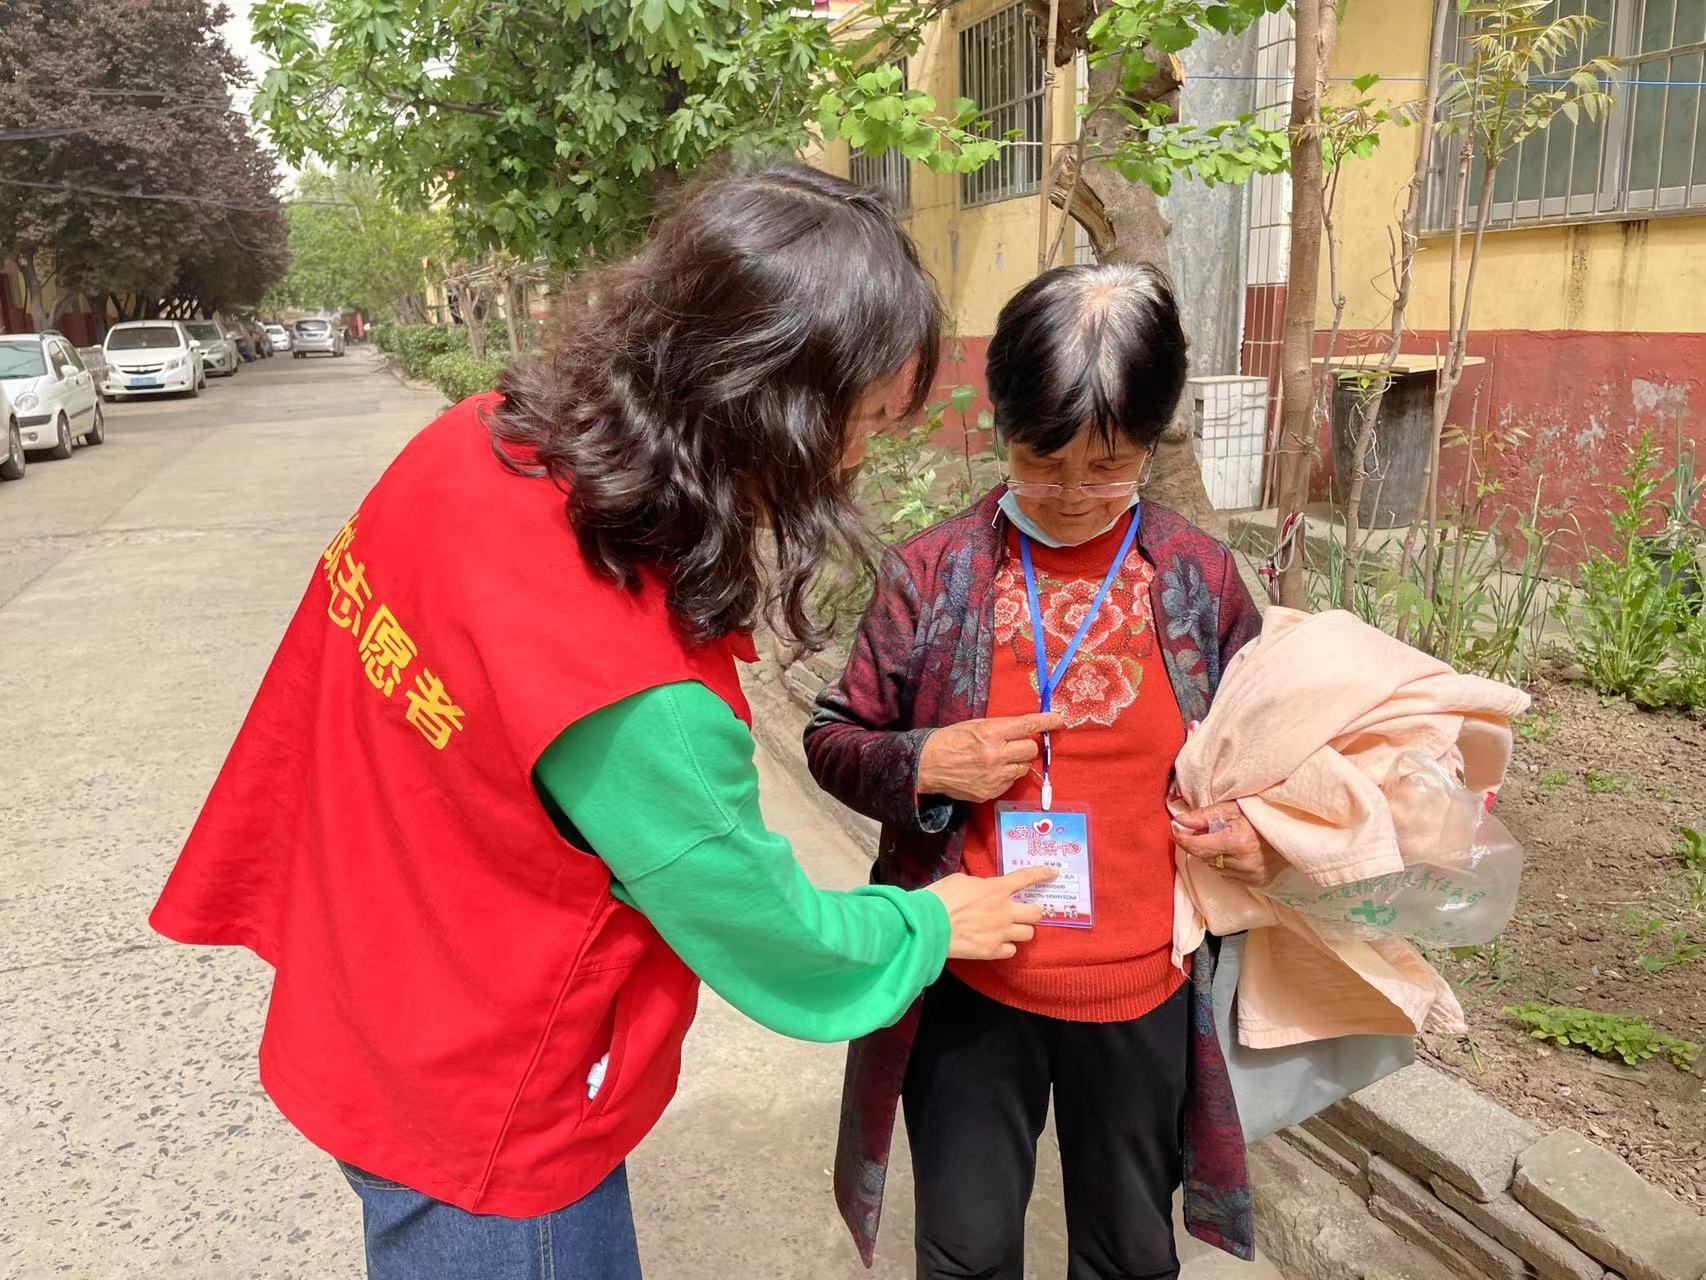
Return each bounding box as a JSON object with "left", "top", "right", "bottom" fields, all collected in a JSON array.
[{"left": 1002, "top": 476, "right": 1144, "bottom": 499}]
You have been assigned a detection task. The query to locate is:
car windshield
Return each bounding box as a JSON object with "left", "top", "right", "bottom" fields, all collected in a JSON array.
[
  {"left": 0, "top": 343, "right": 47, "bottom": 378},
  {"left": 186, "top": 324, "right": 221, "bottom": 341},
  {"left": 108, "top": 326, "right": 183, "bottom": 351},
  {"left": 266, "top": 326, "right": 286, "bottom": 335},
  {"left": 295, "top": 321, "right": 329, "bottom": 334}
]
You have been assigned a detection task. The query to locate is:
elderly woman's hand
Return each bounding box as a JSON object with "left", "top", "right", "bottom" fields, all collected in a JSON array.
[
  {"left": 917, "top": 713, "right": 1067, "bottom": 803},
  {"left": 1172, "top": 801, "right": 1288, "bottom": 887}
]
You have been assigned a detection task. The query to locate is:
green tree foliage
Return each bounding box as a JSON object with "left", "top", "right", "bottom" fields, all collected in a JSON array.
[
  {"left": 0, "top": 0, "right": 288, "bottom": 324},
  {"left": 1076, "top": 0, "right": 1290, "bottom": 196},
  {"left": 251, "top": 0, "right": 1303, "bottom": 269},
  {"left": 252, "top": 0, "right": 998, "bottom": 266},
  {"left": 267, "top": 168, "right": 451, "bottom": 321}
]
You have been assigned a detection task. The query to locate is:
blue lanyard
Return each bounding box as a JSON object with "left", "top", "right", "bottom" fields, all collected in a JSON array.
[{"left": 1018, "top": 509, "right": 1142, "bottom": 809}]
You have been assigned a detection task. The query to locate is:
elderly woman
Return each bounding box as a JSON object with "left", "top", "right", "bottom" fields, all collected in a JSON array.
[{"left": 806, "top": 263, "right": 1284, "bottom": 1279}]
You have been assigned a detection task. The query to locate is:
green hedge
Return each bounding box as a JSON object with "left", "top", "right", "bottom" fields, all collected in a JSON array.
[
  {"left": 425, "top": 351, "right": 507, "bottom": 403},
  {"left": 378, "top": 322, "right": 518, "bottom": 381},
  {"left": 395, "top": 325, "right": 469, "bottom": 378}
]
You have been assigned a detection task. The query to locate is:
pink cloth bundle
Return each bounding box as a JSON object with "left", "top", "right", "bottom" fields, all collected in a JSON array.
[{"left": 1172, "top": 608, "right": 1531, "bottom": 1049}]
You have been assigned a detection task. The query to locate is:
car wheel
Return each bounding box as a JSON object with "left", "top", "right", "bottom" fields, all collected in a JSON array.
[
  {"left": 49, "top": 412, "right": 74, "bottom": 460},
  {"left": 1, "top": 420, "right": 24, "bottom": 481},
  {"left": 84, "top": 404, "right": 105, "bottom": 446}
]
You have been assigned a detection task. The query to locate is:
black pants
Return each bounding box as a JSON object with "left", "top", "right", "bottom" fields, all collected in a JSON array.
[{"left": 901, "top": 974, "right": 1190, "bottom": 1280}]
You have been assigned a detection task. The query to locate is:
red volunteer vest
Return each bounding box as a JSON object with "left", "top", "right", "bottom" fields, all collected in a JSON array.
[{"left": 150, "top": 394, "right": 755, "bottom": 1216}]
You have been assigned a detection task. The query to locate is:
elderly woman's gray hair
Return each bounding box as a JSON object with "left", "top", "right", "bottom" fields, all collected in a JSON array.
[{"left": 985, "top": 262, "right": 1187, "bottom": 455}]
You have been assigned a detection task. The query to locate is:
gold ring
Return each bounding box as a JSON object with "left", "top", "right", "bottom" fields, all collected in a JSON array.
[{"left": 1215, "top": 854, "right": 1226, "bottom": 872}]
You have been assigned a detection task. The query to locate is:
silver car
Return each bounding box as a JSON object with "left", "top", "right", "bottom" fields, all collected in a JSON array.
[
  {"left": 264, "top": 323, "right": 293, "bottom": 354},
  {"left": 184, "top": 321, "right": 240, "bottom": 377},
  {"left": 291, "top": 318, "right": 346, "bottom": 358}
]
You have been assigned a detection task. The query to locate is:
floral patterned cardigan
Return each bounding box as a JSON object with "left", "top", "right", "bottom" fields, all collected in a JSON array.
[{"left": 803, "top": 486, "right": 1262, "bottom": 1266}]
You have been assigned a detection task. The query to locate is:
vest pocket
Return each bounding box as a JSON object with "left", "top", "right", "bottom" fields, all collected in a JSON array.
[{"left": 579, "top": 971, "right": 639, "bottom": 1123}]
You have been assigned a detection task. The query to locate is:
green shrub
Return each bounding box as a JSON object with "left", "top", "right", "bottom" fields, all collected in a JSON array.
[
  {"left": 392, "top": 325, "right": 469, "bottom": 378},
  {"left": 1566, "top": 432, "right": 1689, "bottom": 704},
  {"left": 1505, "top": 1002, "right": 1700, "bottom": 1069},
  {"left": 1677, "top": 826, "right": 1706, "bottom": 912},
  {"left": 425, "top": 351, "right": 505, "bottom": 403}
]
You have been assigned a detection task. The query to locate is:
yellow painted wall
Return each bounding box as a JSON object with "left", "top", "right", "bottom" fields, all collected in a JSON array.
[
  {"left": 816, "top": 0, "right": 1081, "bottom": 340},
  {"left": 1323, "top": 0, "right": 1706, "bottom": 334}
]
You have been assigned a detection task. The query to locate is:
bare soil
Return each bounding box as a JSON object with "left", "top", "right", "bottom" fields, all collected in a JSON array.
[{"left": 1422, "top": 682, "right": 1706, "bottom": 1210}]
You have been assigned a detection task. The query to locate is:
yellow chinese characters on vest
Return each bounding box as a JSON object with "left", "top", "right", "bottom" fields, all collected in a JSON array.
[{"left": 321, "top": 515, "right": 466, "bottom": 751}]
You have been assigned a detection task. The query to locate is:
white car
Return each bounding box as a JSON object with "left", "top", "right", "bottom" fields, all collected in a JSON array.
[
  {"left": 1, "top": 380, "right": 24, "bottom": 481},
  {"left": 102, "top": 321, "right": 205, "bottom": 399},
  {"left": 0, "top": 332, "right": 105, "bottom": 458},
  {"left": 264, "top": 323, "right": 292, "bottom": 353},
  {"left": 184, "top": 321, "right": 240, "bottom": 377}
]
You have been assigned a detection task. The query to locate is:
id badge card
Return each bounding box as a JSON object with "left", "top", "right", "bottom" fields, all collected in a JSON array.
[{"left": 995, "top": 802, "right": 1094, "bottom": 928}]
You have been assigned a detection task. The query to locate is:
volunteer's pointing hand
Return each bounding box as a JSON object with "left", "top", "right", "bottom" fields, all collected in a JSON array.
[
  {"left": 927, "top": 867, "right": 1056, "bottom": 960},
  {"left": 917, "top": 713, "right": 1067, "bottom": 803}
]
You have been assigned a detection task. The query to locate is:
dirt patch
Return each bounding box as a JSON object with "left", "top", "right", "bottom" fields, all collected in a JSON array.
[{"left": 1421, "top": 682, "right": 1706, "bottom": 1210}]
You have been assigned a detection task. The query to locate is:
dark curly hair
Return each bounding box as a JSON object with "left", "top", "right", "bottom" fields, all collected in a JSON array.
[{"left": 490, "top": 163, "right": 942, "bottom": 650}]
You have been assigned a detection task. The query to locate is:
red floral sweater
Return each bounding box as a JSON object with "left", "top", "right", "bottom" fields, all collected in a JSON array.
[{"left": 952, "top": 515, "right": 1187, "bottom": 1020}]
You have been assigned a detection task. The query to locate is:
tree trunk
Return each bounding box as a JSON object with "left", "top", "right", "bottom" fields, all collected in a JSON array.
[
  {"left": 503, "top": 278, "right": 523, "bottom": 356},
  {"left": 464, "top": 284, "right": 487, "bottom": 360},
  {"left": 1072, "top": 56, "right": 1222, "bottom": 532},
  {"left": 17, "top": 253, "right": 47, "bottom": 331},
  {"left": 1271, "top": 0, "right": 1339, "bottom": 608}
]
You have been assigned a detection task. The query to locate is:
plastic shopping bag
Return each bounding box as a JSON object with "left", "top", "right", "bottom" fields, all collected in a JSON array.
[
  {"left": 1211, "top": 932, "right": 1414, "bottom": 1143},
  {"left": 1262, "top": 752, "right": 1524, "bottom": 947}
]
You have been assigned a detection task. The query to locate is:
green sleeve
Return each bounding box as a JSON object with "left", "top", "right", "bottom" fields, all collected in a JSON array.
[{"left": 535, "top": 680, "right": 949, "bottom": 1043}]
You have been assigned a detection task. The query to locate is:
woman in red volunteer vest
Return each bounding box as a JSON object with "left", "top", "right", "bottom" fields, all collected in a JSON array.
[{"left": 149, "top": 163, "right": 1053, "bottom": 1280}]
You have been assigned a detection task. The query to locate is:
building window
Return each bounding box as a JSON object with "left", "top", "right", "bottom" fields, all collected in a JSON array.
[
  {"left": 958, "top": 3, "right": 1046, "bottom": 207},
  {"left": 1426, "top": 0, "right": 1706, "bottom": 229},
  {"left": 848, "top": 64, "right": 913, "bottom": 212}
]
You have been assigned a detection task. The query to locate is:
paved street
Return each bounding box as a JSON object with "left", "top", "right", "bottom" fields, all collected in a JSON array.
[{"left": 0, "top": 352, "right": 1275, "bottom": 1279}]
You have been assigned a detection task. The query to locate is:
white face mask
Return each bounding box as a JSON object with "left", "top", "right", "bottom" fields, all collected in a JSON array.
[{"left": 997, "top": 489, "right": 1141, "bottom": 548}]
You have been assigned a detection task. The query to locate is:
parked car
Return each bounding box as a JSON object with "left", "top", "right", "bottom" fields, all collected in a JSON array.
[
  {"left": 264, "top": 323, "right": 292, "bottom": 354},
  {"left": 184, "top": 321, "right": 240, "bottom": 377},
  {"left": 291, "top": 317, "right": 346, "bottom": 358},
  {"left": 102, "top": 321, "right": 205, "bottom": 398},
  {"left": 1, "top": 380, "right": 23, "bottom": 481},
  {"left": 0, "top": 331, "right": 104, "bottom": 457},
  {"left": 77, "top": 345, "right": 109, "bottom": 398}
]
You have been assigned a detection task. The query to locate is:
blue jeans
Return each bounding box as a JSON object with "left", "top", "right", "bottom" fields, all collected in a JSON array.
[{"left": 340, "top": 1161, "right": 643, "bottom": 1280}]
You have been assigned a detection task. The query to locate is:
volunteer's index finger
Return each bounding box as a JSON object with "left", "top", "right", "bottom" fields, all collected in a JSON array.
[{"left": 999, "top": 864, "right": 1059, "bottom": 893}]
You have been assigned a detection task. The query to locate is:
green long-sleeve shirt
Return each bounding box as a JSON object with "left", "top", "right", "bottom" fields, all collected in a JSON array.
[{"left": 534, "top": 680, "right": 949, "bottom": 1043}]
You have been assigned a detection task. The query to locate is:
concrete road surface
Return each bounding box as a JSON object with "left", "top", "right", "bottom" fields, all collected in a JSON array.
[{"left": 0, "top": 351, "right": 1278, "bottom": 1280}]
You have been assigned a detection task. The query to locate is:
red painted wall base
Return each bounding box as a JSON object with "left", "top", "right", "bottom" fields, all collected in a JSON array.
[{"left": 1311, "top": 328, "right": 1706, "bottom": 562}]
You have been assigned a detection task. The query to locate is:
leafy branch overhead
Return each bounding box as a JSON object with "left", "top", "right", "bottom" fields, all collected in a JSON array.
[
  {"left": 250, "top": 0, "right": 1321, "bottom": 265},
  {"left": 1437, "top": 0, "right": 1617, "bottom": 162},
  {"left": 1076, "top": 0, "right": 1291, "bottom": 196},
  {"left": 252, "top": 0, "right": 1009, "bottom": 266}
]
